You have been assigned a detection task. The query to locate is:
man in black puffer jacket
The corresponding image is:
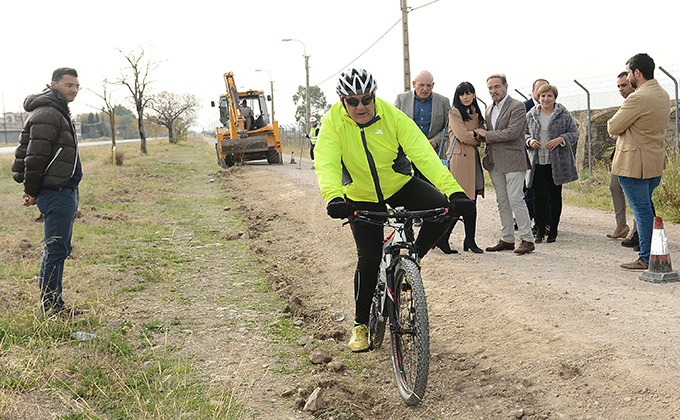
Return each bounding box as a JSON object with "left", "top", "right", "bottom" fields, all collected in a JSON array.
[{"left": 12, "top": 67, "right": 84, "bottom": 317}]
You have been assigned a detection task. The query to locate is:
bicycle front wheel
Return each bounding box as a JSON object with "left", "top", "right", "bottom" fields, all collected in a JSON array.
[
  {"left": 369, "top": 283, "right": 386, "bottom": 350},
  {"left": 389, "top": 258, "right": 430, "bottom": 406}
]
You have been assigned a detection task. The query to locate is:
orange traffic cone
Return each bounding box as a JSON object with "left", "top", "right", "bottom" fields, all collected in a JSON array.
[{"left": 640, "top": 217, "right": 680, "bottom": 283}]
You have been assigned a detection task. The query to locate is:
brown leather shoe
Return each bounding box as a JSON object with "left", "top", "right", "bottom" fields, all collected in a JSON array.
[
  {"left": 486, "top": 240, "right": 515, "bottom": 252},
  {"left": 620, "top": 258, "right": 648, "bottom": 270},
  {"left": 514, "top": 240, "right": 535, "bottom": 254},
  {"left": 607, "top": 225, "right": 630, "bottom": 239}
]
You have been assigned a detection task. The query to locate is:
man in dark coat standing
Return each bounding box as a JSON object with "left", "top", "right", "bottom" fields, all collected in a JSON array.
[
  {"left": 524, "top": 78, "right": 549, "bottom": 112},
  {"left": 12, "top": 67, "right": 84, "bottom": 317}
]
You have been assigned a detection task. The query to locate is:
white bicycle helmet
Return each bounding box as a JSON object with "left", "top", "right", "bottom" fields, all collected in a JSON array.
[{"left": 336, "top": 68, "right": 377, "bottom": 96}]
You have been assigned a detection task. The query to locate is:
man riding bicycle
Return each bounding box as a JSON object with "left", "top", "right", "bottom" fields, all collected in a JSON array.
[{"left": 314, "top": 68, "right": 474, "bottom": 352}]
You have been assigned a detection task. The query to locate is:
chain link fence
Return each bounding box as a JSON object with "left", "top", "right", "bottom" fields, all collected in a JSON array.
[{"left": 279, "top": 123, "right": 311, "bottom": 160}]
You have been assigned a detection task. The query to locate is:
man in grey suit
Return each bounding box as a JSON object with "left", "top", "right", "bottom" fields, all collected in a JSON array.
[
  {"left": 395, "top": 70, "right": 454, "bottom": 253},
  {"left": 394, "top": 70, "right": 450, "bottom": 152},
  {"left": 475, "top": 74, "right": 534, "bottom": 254}
]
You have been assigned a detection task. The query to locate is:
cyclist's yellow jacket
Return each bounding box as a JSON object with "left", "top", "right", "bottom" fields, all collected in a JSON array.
[{"left": 315, "top": 97, "right": 464, "bottom": 203}]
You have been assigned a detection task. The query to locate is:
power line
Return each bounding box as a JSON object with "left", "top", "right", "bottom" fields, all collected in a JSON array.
[
  {"left": 314, "top": 18, "right": 401, "bottom": 87},
  {"left": 411, "top": 0, "right": 439, "bottom": 11},
  {"left": 313, "top": 0, "right": 440, "bottom": 87}
]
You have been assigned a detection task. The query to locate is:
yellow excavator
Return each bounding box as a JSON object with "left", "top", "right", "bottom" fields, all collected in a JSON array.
[{"left": 211, "top": 72, "right": 282, "bottom": 167}]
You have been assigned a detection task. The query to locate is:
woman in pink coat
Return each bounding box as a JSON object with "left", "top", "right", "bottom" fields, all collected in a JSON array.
[{"left": 436, "top": 82, "right": 486, "bottom": 253}]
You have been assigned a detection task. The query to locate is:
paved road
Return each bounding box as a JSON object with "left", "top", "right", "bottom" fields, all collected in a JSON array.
[{"left": 0, "top": 137, "right": 163, "bottom": 155}]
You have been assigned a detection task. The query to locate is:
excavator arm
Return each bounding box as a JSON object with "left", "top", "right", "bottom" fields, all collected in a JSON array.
[{"left": 223, "top": 72, "right": 245, "bottom": 138}]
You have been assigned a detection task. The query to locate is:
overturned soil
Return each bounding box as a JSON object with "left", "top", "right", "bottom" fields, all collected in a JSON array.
[{"left": 217, "top": 157, "right": 680, "bottom": 420}]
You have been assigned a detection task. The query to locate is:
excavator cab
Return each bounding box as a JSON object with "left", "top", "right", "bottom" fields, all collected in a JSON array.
[{"left": 216, "top": 92, "right": 270, "bottom": 131}]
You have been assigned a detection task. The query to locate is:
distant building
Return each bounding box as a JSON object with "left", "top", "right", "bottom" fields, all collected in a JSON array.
[{"left": 1, "top": 111, "right": 27, "bottom": 144}]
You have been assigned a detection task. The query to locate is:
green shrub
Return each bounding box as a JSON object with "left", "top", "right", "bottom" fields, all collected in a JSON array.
[{"left": 655, "top": 155, "right": 680, "bottom": 223}]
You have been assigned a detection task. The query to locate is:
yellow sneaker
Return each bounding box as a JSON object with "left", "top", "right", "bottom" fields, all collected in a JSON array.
[{"left": 348, "top": 324, "right": 369, "bottom": 352}]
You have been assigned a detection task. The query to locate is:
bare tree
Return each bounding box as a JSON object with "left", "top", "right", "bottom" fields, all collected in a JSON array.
[
  {"left": 118, "top": 47, "right": 157, "bottom": 154},
  {"left": 91, "top": 78, "right": 117, "bottom": 148},
  {"left": 148, "top": 91, "right": 199, "bottom": 143}
]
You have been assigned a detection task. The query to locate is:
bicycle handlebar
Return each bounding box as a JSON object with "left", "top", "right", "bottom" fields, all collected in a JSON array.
[{"left": 351, "top": 207, "right": 450, "bottom": 221}]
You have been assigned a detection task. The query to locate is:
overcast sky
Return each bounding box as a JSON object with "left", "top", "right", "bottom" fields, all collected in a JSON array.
[{"left": 2, "top": 0, "right": 679, "bottom": 131}]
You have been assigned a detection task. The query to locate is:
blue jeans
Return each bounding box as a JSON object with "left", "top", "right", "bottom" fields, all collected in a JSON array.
[
  {"left": 36, "top": 187, "right": 79, "bottom": 313},
  {"left": 618, "top": 176, "right": 661, "bottom": 263}
]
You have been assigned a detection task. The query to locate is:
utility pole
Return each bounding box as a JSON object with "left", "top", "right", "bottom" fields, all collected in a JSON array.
[
  {"left": 255, "top": 69, "right": 275, "bottom": 122},
  {"left": 401, "top": 0, "right": 411, "bottom": 92},
  {"left": 2, "top": 94, "right": 7, "bottom": 144},
  {"left": 303, "top": 55, "right": 310, "bottom": 170},
  {"left": 305, "top": 56, "right": 310, "bottom": 131},
  {"left": 270, "top": 78, "right": 275, "bottom": 123},
  {"left": 282, "top": 38, "right": 310, "bottom": 169}
]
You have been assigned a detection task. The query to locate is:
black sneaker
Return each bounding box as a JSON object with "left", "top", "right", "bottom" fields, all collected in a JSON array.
[{"left": 621, "top": 237, "right": 639, "bottom": 248}]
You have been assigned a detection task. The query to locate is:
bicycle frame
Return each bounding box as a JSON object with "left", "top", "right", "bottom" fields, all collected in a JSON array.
[{"left": 379, "top": 219, "right": 419, "bottom": 338}]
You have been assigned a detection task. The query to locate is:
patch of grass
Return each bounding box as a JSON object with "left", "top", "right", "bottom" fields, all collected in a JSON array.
[
  {"left": 563, "top": 164, "right": 616, "bottom": 211},
  {"left": 142, "top": 319, "right": 166, "bottom": 333},
  {"left": 563, "top": 157, "right": 680, "bottom": 223},
  {"left": 268, "top": 318, "right": 301, "bottom": 346},
  {"left": 654, "top": 155, "right": 680, "bottom": 223},
  {"left": 341, "top": 352, "right": 378, "bottom": 373},
  {"left": 0, "top": 138, "right": 256, "bottom": 418},
  {"left": 122, "top": 283, "right": 147, "bottom": 293}
]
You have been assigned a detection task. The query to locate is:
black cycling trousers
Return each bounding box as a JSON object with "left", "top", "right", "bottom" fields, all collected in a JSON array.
[{"left": 347, "top": 177, "right": 452, "bottom": 325}]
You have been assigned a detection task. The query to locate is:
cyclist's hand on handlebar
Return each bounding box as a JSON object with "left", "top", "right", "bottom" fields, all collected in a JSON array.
[
  {"left": 448, "top": 192, "right": 475, "bottom": 217},
  {"left": 326, "top": 197, "right": 355, "bottom": 219}
]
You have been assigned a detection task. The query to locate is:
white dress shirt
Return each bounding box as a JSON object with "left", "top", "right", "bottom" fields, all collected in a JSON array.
[{"left": 490, "top": 95, "right": 509, "bottom": 130}]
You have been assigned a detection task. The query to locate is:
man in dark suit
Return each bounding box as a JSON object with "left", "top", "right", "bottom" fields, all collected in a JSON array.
[
  {"left": 476, "top": 74, "right": 534, "bottom": 254},
  {"left": 523, "top": 78, "right": 549, "bottom": 112}
]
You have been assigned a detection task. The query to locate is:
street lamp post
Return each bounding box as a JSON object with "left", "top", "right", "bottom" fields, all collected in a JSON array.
[
  {"left": 282, "top": 38, "right": 310, "bottom": 169},
  {"left": 255, "top": 69, "right": 274, "bottom": 123}
]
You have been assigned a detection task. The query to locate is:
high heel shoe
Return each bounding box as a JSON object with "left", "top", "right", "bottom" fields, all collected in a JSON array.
[
  {"left": 435, "top": 242, "right": 458, "bottom": 254},
  {"left": 463, "top": 240, "right": 483, "bottom": 254}
]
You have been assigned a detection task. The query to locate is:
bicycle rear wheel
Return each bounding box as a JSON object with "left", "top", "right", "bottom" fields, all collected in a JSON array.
[{"left": 389, "top": 258, "right": 430, "bottom": 406}]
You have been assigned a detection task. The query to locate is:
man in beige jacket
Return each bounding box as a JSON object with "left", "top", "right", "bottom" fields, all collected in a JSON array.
[{"left": 608, "top": 53, "right": 670, "bottom": 270}]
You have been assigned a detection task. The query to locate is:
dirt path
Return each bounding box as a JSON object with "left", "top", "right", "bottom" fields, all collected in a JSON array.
[{"left": 220, "top": 158, "right": 680, "bottom": 419}]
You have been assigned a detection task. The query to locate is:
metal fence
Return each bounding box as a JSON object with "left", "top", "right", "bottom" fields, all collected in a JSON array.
[{"left": 279, "top": 123, "right": 311, "bottom": 159}]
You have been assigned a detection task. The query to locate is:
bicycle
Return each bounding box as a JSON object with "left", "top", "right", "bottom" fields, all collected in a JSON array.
[{"left": 349, "top": 205, "right": 450, "bottom": 406}]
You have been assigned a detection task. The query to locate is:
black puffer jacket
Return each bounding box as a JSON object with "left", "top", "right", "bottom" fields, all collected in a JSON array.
[{"left": 12, "top": 87, "right": 78, "bottom": 196}]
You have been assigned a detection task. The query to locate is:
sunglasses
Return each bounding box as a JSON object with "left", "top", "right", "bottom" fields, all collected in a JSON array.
[{"left": 344, "top": 93, "right": 374, "bottom": 107}]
